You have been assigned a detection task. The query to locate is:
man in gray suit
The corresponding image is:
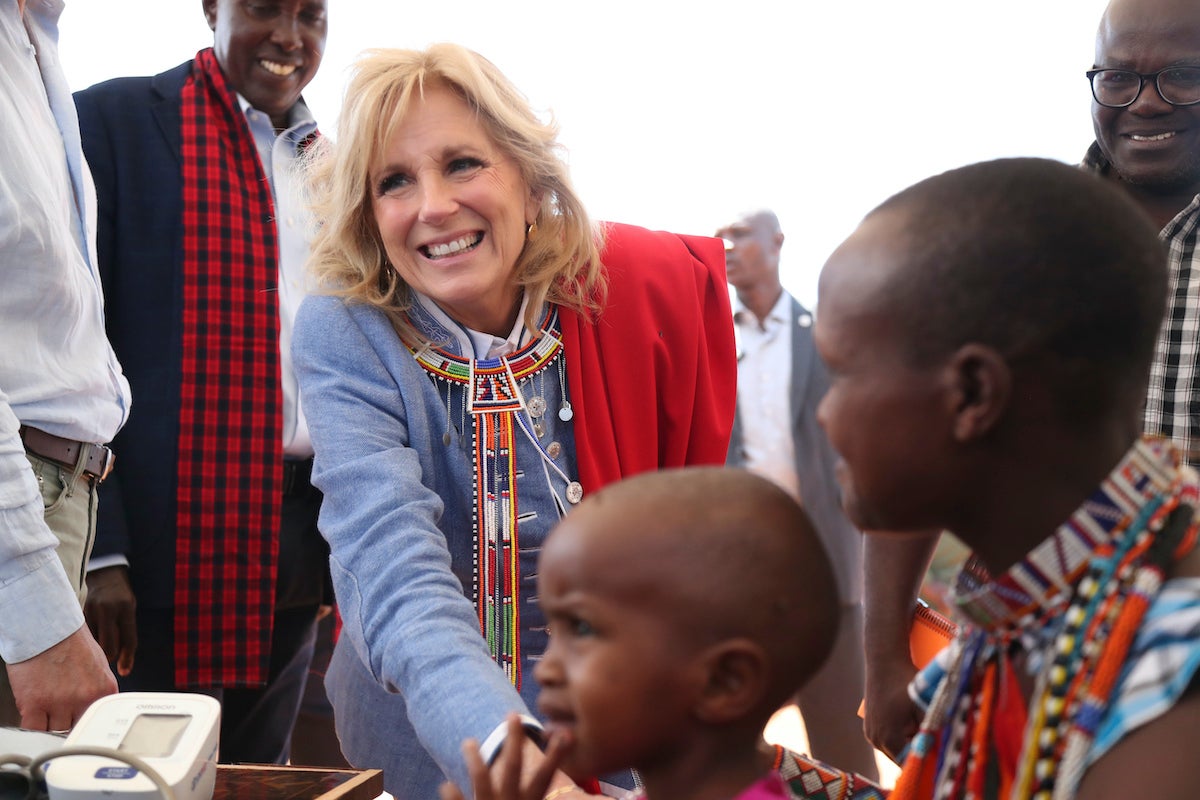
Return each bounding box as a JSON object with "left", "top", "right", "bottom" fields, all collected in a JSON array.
[{"left": 718, "top": 210, "right": 877, "bottom": 780}]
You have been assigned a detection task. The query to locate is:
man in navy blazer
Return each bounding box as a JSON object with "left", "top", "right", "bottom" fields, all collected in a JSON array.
[
  {"left": 73, "top": 0, "right": 333, "bottom": 765},
  {"left": 720, "top": 209, "right": 878, "bottom": 780}
]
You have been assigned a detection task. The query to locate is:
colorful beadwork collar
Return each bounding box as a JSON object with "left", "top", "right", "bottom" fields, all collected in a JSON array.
[
  {"left": 411, "top": 306, "right": 563, "bottom": 410},
  {"left": 952, "top": 436, "right": 1185, "bottom": 634},
  {"left": 891, "top": 436, "right": 1200, "bottom": 800},
  {"left": 407, "top": 305, "right": 570, "bottom": 689}
]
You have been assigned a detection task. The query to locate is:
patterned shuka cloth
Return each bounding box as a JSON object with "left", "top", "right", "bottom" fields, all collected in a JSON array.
[
  {"left": 175, "top": 47, "right": 281, "bottom": 688},
  {"left": 1093, "top": 577, "right": 1200, "bottom": 757},
  {"left": 895, "top": 436, "right": 1200, "bottom": 800}
]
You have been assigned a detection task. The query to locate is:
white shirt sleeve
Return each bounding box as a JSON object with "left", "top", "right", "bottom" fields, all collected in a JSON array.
[{"left": 0, "top": 389, "right": 85, "bottom": 663}]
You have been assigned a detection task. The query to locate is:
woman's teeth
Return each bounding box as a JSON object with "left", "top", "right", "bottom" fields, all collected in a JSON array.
[{"left": 425, "top": 233, "right": 483, "bottom": 259}]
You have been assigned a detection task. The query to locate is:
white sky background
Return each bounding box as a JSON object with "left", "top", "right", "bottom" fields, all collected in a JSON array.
[{"left": 59, "top": 1, "right": 1111, "bottom": 309}]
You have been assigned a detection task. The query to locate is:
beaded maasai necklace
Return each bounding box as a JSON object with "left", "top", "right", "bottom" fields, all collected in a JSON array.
[
  {"left": 890, "top": 437, "right": 1199, "bottom": 800},
  {"left": 409, "top": 306, "right": 578, "bottom": 689}
]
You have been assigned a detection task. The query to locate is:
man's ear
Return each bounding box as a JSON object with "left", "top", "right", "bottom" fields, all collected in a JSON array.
[
  {"left": 945, "top": 343, "right": 1011, "bottom": 442},
  {"left": 692, "top": 639, "right": 771, "bottom": 725}
]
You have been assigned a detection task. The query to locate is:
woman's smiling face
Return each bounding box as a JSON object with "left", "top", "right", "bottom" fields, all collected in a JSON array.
[{"left": 370, "top": 81, "right": 538, "bottom": 336}]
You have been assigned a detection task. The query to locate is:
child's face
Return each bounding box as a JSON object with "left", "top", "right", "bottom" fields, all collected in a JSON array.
[
  {"left": 813, "top": 213, "right": 954, "bottom": 532},
  {"left": 534, "top": 513, "right": 705, "bottom": 778}
]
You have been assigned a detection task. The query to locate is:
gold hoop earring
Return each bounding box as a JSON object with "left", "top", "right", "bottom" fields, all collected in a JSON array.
[{"left": 526, "top": 220, "right": 538, "bottom": 241}]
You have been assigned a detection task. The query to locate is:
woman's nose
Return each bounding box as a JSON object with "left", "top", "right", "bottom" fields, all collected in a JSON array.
[{"left": 417, "top": 177, "right": 457, "bottom": 222}]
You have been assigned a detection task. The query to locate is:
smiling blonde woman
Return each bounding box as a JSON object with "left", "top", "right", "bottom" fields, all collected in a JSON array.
[{"left": 293, "top": 43, "right": 738, "bottom": 800}]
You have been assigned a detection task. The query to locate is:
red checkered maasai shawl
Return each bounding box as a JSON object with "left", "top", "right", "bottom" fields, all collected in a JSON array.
[{"left": 175, "top": 47, "right": 281, "bottom": 688}]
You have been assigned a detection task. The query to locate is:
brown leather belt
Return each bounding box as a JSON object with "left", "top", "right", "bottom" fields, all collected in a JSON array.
[{"left": 19, "top": 425, "right": 115, "bottom": 483}]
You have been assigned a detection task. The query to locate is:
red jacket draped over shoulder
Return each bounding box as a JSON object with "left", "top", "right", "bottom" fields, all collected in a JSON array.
[{"left": 559, "top": 221, "right": 737, "bottom": 491}]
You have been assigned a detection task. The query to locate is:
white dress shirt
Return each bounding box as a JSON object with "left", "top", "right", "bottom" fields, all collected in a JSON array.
[
  {"left": 734, "top": 291, "right": 802, "bottom": 501},
  {"left": 0, "top": 0, "right": 132, "bottom": 662},
  {"left": 242, "top": 96, "right": 318, "bottom": 458}
]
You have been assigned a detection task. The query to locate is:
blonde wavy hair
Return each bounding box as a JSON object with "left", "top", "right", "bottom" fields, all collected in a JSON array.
[{"left": 305, "top": 43, "right": 605, "bottom": 344}]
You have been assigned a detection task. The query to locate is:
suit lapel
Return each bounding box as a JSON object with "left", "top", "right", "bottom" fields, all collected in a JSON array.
[
  {"left": 150, "top": 64, "right": 188, "bottom": 167},
  {"left": 789, "top": 296, "right": 813, "bottom": 429}
]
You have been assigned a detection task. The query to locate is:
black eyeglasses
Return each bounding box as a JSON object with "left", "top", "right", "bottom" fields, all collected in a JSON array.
[{"left": 1086, "top": 66, "right": 1200, "bottom": 108}]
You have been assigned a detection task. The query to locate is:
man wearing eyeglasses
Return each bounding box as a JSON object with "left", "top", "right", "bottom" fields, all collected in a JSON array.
[
  {"left": 1086, "top": 14, "right": 1200, "bottom": 233},
  {"left": 1086, "top": 0, "right": 1200, "bottom": 469},
  {"left": 860, "top": 0, "right": 1200, "bottom": 784}
]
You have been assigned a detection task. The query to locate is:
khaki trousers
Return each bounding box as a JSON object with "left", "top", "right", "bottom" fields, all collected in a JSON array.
[{"left": 0, "top": 453, "right": 97, "bottom": 726}]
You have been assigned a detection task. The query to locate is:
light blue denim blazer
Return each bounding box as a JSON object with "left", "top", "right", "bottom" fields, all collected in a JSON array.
[{"left": 294, "top": 293, "right": 577, "bottom": 799}]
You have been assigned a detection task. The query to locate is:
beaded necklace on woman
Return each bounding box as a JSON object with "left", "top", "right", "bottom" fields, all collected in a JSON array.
[
  {"left": 406, "top": 293, "right": 582, "bottom": 689},
  {"left": 890, "top": 436, "right": 1200, "bottom": 800}
]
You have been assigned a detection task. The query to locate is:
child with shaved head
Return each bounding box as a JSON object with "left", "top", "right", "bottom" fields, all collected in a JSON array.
[{"left": 446, "top": 466, "right": 884, "bottom": 800}]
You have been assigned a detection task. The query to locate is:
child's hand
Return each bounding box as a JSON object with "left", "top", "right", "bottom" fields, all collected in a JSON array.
[{"left": 441, "top": 714, "right": 579, "bottom": 800}]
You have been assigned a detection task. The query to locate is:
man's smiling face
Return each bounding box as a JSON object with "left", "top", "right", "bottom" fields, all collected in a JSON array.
[
  {"left": 1091, "top": 0, "right": 1200, "bottom": 196},
  {"left": 204, "top": 0, "right": 327, "bottom": 129}
]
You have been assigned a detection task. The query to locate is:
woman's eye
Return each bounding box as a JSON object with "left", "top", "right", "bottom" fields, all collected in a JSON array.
[
  {"left": 571, "top": 618, "right": 594, "bottom": 637},
  {"left": 376, "top": 173, "right": 411, "bottom": 196},
  {"left": 448, "top": 157, "right": 483, "bottom": 175}
]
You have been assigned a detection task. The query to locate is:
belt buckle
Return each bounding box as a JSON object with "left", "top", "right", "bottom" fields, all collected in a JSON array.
[{"left": 94, "top": 444, "right": 116, "bottom": 483}]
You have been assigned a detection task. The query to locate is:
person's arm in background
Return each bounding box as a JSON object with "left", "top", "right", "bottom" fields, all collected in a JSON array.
[
  {"left": 0, "top": 391, "right": 117, "bottom": 730},
  {"left": 861, "top": 532, "right": 938, "bottom": 761}
]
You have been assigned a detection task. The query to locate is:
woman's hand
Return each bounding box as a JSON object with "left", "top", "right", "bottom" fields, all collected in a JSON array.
[{"left": 441, "top": 715, "right": 588, "bottom": 800}]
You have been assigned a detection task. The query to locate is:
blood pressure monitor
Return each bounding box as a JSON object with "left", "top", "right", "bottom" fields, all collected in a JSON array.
[{"left": 44, "top": 693, "right": 220, "bottom": 800}]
